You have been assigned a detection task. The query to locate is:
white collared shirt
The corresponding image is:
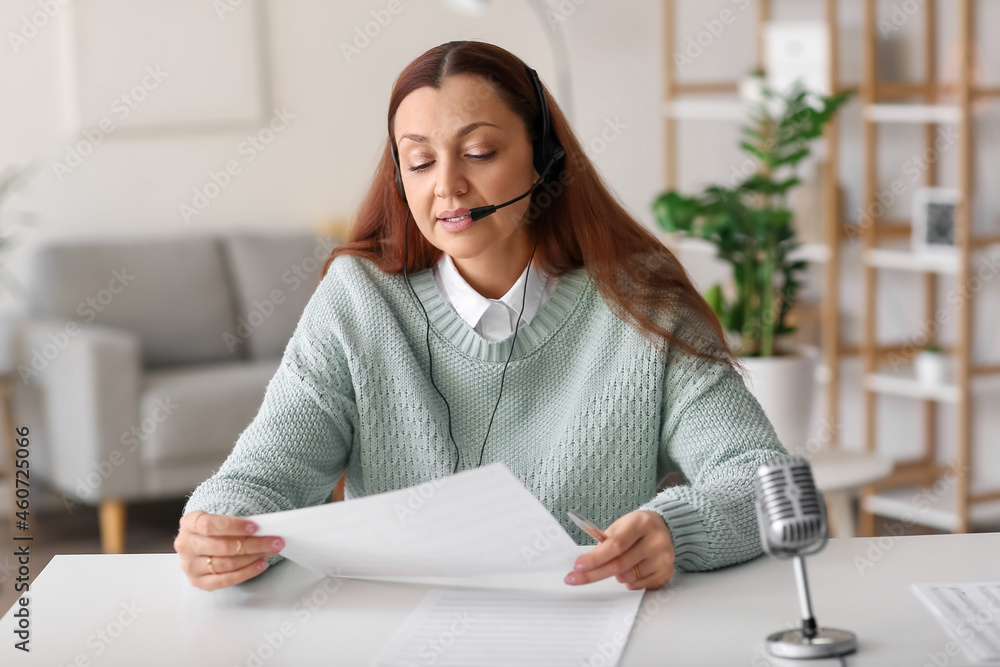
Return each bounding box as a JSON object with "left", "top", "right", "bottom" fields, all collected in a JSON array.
[{"left": 433, "top": 254, "right": 558, "bottom": 342}]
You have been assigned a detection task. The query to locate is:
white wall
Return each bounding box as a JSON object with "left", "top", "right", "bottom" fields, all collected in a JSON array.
[
  {"left": 0, "top": 0, "right": 660, "bottom": 278},
  {"left": 1, "top": 0, "right": 998, "bottom": 492}
]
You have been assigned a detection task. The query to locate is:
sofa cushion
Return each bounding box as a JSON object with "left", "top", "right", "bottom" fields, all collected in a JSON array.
[
  {"left": 221, "top": 232, "right": 335, "bottom": 359},
  {"left": 138, "top": 358, "right": 280, "bottom": 467},
  {"left": 29, "top": 236, "right": 238, "bottom": 366}
]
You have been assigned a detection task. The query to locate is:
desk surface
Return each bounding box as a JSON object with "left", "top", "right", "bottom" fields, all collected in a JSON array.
[{"left": 2, "top": 533, "right": 999, "bottom": 666}]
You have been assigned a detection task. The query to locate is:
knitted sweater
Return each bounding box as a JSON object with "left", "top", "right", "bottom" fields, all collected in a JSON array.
[{"left": 184, "top": 254, "right": 787, "bottom": 572}]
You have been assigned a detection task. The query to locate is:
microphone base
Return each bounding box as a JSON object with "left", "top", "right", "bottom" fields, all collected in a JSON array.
[{"left": 765, "top": 627, "right": 857, "bottom": 659}]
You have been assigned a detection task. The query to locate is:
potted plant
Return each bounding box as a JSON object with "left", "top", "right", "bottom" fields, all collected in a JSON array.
[
  {"left": 653, "top": 83, "right": 850, "bottom": 449},
  {"left": 914, "top": 342, "right": 948, "bottom": 386},
  {"left": 0, "top": 163, "right": 39, "bottom": 294},
  {"left": 0, "top": 163, "right": 39, "bottom": 374}
]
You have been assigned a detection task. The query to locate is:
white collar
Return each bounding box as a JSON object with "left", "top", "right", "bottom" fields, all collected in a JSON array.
[{"left": 433, "top": 253, "right": 551, "bottom": 334}]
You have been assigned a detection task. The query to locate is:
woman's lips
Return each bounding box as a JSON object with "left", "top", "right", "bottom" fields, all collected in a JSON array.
[{"left": 438, "top": 213, "right": 474, "bottom": 232}]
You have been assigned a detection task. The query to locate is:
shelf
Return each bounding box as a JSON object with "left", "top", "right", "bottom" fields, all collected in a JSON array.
[
  {"left": 863, "top": 248, "right": 959, "bottom": 274},
  {"left": 863, "top": 104, "right": 962, "bottom": 124},
  {"left": 864, "top": 372, "right": 960, "bottom": 403},
  {"left": 863, "top": 485, "right": 1000, "bottom": 533},
  {"left": 864, "top": 371, "right": 1000, "bottom": 403},
  {"left": 662, "top": 100, "right": 745, "bottom": 121}
]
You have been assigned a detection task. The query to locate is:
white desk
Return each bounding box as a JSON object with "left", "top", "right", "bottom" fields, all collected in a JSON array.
[{"left": 2, "top": 533, "right": 998, "bottom": 666}]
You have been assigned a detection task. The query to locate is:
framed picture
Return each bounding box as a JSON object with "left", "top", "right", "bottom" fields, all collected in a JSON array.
[
  {"left": 65, "top": 0, "right": 273, "bottom": 139},
  {"left": 764, "top": 22, "right": 831, "bottom": 97},
  {"left": 912, "top": 188, "right": 960, "bottom": 254}
]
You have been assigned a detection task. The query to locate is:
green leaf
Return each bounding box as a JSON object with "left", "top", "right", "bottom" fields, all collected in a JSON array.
[
  {"left": 739, "top": 141, "right": 769, "bottom": 163},
  {"left": 653, "top": 191, "right": 699, "bottom": 233},
  {"left": 772, "top": 147, "right": 811, "bottom": 168},
  {"left": 703, "top": 283, "right": 726, "bottom": 320}
]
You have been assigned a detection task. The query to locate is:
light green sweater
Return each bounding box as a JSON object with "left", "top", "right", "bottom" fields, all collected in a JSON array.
[{"left": 184, "top": 254, "right": 787, "bottom": 572}]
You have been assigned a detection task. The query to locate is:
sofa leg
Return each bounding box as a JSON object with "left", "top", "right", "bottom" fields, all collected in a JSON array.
[{"left": 99, "top": 499, "right": 127, "bottom": 554}]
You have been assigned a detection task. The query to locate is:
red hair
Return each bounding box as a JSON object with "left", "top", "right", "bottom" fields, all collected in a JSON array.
[{"left": 323, "top": 41, "right": 733, "bottom": 365}]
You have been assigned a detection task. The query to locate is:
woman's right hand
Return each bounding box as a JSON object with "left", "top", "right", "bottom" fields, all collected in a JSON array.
[{"left": 174, "top": 510, "right": 285, "bottom": 591}]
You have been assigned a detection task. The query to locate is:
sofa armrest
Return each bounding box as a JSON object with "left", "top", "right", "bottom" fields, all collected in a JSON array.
[{"left": 15, "top": 318, "right": 143, "bottom": 502}]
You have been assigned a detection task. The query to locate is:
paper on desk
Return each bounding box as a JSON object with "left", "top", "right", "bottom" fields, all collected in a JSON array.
[
  {"left": 913, "top": 582, "right": 1000, "bottom": 662},
  {"left": 249, "top": 463, "right": 581, "bottom": 578},
  {"left": 373, "top": 588, "right": 643, "bottom": 667}
]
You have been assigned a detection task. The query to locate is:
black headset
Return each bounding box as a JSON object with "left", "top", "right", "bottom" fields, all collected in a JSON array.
[
  {"left": 392, "top": 60, "right": 565, "bottom": 474},
  {"left": 390, "top": 63, "right": 565, "bottom": 215}
]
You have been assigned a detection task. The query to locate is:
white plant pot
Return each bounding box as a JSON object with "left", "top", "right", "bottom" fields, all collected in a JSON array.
[
  {"left": 914, "top": 351, "right": 948, "bottom": 386},
  {"left": 740, "top": 348, "right": 818, "bottom": 452}
]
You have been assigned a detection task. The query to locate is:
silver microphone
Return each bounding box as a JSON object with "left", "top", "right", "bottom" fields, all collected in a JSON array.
[{"left": 754, "top": 455, "right": 857, "bottom": 659}]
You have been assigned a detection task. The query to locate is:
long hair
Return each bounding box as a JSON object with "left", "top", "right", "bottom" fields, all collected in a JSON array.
[{"left": 323, "top": 41, "right": 734, "bottom": 366}]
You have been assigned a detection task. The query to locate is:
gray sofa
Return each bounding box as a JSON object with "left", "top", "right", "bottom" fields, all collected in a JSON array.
[{"left": 12, "top": 231, "right": 335, "bottom": 552}]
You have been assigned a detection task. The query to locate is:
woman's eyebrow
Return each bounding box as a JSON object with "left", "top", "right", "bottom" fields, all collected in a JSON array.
[{"left": 398, "top": 121, "right": 500, "bottom": 145}]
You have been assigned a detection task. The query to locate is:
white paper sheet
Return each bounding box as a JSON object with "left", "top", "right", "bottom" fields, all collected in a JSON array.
[
  {"left": 373, "top": 588, "right": 644, "bottom": 667},
  {"left": 913, "top": 582, "right": 1000, "bottom": 662},
  {"left": 248, "top": 463, "right": 581, "bottom": 578}
]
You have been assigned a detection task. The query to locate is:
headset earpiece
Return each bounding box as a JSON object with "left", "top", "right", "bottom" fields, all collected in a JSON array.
[
  {"left": 390, "top": 140, "right": 407, "bottom": 202},
  {"left": 524, "top": 65, "right": 565, "bottom": 183}
]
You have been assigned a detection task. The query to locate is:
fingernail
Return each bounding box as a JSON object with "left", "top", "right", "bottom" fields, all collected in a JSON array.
[
  {"left": 246, "top": 523, "right": 258, "bottom": 534},
  {"left": 258, "top": 561, "right": 268, "bottom": 572},
  {"left": 564, "top": 574, "right": 577, "bottom": 585},
  {"left": 573, "top": 562, "right": 586, "bottom": 572},
  {"left": 271, "top": 538, "right": 283, "bottom": 551}
]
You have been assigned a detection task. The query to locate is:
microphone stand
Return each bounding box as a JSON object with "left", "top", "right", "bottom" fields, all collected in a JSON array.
[
  {"left": 766, "top": 555, "right": 857, "bottom": 659},
  {"left": 792, "top": 555, "right": 818, "bottom": 639}
]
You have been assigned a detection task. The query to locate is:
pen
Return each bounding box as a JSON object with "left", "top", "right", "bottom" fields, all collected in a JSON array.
[
  {"left": 567, "top": 509, "right": 607, "bottom": 543},
  {"left": 568, "top": 510, "right": 644, "bottom": 584}
]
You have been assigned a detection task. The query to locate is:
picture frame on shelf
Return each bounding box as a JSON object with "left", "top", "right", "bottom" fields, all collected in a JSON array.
[
  {"left": 764, "top": 22, "right": 831, "bottom": 98},
  {"left": 912, "top": 187, "right": 960, "bottom": 255}
]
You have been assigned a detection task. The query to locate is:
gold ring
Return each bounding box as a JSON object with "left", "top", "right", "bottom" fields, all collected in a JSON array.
[
  {"left": 236, "top": 538, "right": 246, "bottom": 555},
  {"left": 207, "top": 556, "right": 217, "bottom": 576},
  {"left": 632, "top": 564, "right": 642, "bottom": 580}
]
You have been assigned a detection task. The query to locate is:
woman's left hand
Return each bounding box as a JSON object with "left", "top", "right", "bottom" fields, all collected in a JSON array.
[{"left": 564, "top": 510, "right": 675, "bottom": 590}]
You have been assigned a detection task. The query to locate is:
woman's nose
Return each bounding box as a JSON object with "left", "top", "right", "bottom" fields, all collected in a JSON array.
[{"left": 434, "top": 156, "right": 468, "bottom": 199}]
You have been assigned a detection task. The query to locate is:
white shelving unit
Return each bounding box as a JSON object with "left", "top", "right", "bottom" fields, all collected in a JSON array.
[
  {"left": 864, "top": 371, "right": 1000, "bottom": 404},
  {"left": 863, "top": 103, "right": 962, "bottom": 124},
  {"left": 864, "top": 373, "right": 960, "bottom": 404},
  {"left": 864, "top": 486, "right": 1000, "bottom": 533},
  {"left": 858, "top": 0, "right": 1000, "bottom": 535},
  {"left": 662, "top": 100, "right": 746, "bottom": 121},
  {"left": 863, "top": 248, "right": 959, "bottom": 274}
]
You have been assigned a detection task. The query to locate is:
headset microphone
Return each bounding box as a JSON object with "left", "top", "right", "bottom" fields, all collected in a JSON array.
[
  {"left": 754, "top": 455, "right": 858, "bottom": 659},
  {"left": 467, "top": 144, "right": 565, "bottom": 222}
]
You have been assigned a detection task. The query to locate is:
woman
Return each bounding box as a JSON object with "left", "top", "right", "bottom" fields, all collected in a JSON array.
[{"left": 174, "top": 41, "right": 786, "bottom": 592}]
